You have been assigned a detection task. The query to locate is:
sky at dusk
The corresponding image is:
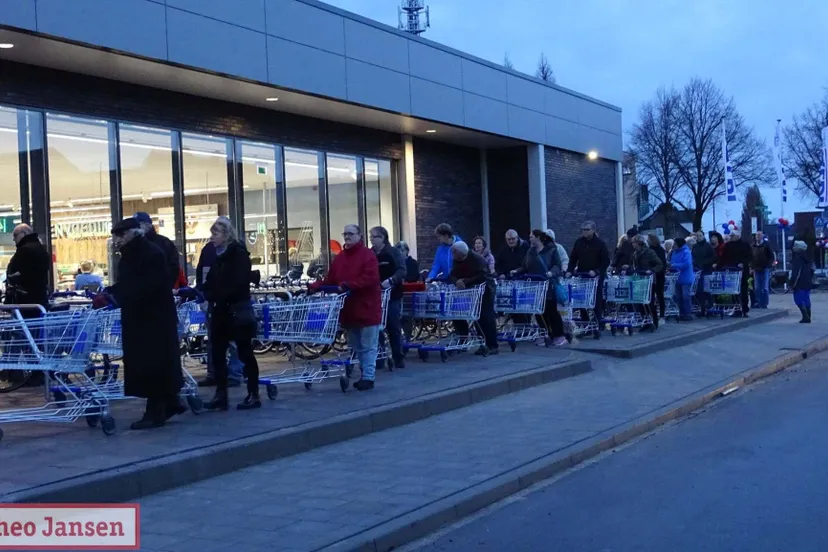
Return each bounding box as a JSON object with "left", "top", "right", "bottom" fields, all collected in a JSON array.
[{"left": 327, "top": 0, "right": 828, "bottom": 224}]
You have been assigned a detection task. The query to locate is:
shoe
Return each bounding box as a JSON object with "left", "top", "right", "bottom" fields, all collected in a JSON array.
[
  {"left": 552, "top": 336, "right": 568, "bottom": 346},
  {"left": 474, "top": 347, "right": 488, "bottom": 356},
  {"left": 353, "top": 379, "right": 375, "bottom": 391},
  {"left": 204, "top": 389, "right": 229, "bottom": 411},
  {"left": 394, "top": 359, "right": 406, "bottom": 369},
  {"left": 237, "top": 394, "right": 262, "bottom": 410},
  {"left": 806, "top": 307, "right": 812, "bottom": 323},
  {"left": 131, "top": 400, "right": 166, "bottom": 430},
  {"left": 197, "top": 377, "right": 216, "bottom": 388},
  {"left": 130, "top": 416, "right": 165, "bottom": 430},
  {"left": 165, "top": 398, "right": 188, "bottom": 420},
  {"left": 487, "top": 348, "right": 499, "bottom": 356}
]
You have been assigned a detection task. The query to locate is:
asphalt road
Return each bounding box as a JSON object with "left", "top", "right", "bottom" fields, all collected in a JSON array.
[{"left": 411, "top": 352, "right": 828, "bottom": 552}]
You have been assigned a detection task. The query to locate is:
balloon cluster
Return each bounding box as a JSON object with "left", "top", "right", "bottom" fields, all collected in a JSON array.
[
  {"left": 720, "top": 220, "right": 738, "bottom": 235},
  {"left": 777, "top": 217, "right": 790, "bottom": 229}
]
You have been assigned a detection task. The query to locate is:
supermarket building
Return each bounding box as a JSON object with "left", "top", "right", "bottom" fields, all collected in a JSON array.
[{"left": 0, "top": 0, "right": 623, "bottom": 288}]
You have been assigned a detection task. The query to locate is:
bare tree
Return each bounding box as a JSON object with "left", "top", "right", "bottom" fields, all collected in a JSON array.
[
  {"left": 535, "top": 53, "right": 555, "bottom": 83},
  {"left": 673, "top": 78, "right": 775, "bottom": 230},
  {"left": 782, "top": 88, "right": 828, "bottom": 199},
  {"left": 628, "top": 86, "right": 686, "bottom": 215},
  {"left": 503, "top": 53, "right": 514, "bottom": 70}
]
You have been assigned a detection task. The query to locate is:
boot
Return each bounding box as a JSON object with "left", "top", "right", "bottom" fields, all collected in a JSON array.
[
  {"left": 165, "top": 396, "right": 188, "bottom": 420},
  {"left": 204, "top": 389, "right": 229, "bottom": 411},
  {"left": 237, "top": 393, "right": 261, "bottom": 410},
  {"left": 798, "top": 306, "right": 808, "bottom": 323},
  {"left": 130, "top": 398, "right": 166, "bottom": 430},
  {"left": 804, "top": 307, "right": 812, "bottom": 324}
]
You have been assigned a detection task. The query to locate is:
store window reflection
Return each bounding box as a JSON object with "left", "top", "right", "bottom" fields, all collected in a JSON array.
[
  {"left": 285, "top": 148, "right": 323, "bottom": 278},
  {"left": 327, "top": 154, "right": 358, "bottom": 255},
  {"left": 182, "top": 133, "right": 229, "bottom": 275},
  {"left": 365, "top": 159, "right": 397, "bottom": 243},
  {"left": 46, "top": 114, "right": 111, "bottom": 290},
  {"left": 0, "top": 106, "right": 23, "bottom": 285},
  {"left": 241, "top": 141, "right": 281, "bottom": 279}
]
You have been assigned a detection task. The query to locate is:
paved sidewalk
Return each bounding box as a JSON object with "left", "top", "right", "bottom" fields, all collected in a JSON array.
[{"left": 135, "top": 310, "right": 823, "bottom": 552}]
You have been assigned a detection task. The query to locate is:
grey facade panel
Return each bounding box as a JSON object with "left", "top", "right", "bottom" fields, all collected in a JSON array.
[
  {"left": 544, "top": 88, "right": 582, "bottom": 123},
  {"left": 410, "top": 77, "right": 464, "bottom": 126},
  {"left": 506, "top": 75, "right": 545, "bottom": 113},
  {"left": 343, "top": 19, "right": 409, "bottom": 73},
  {"left": 0, "top": 0, "right": 37, "bottom": 31},
  {"left": 508, "top": 105, "right": 545, "bottom": 144},
  {"left": 167, "top": 8, "right": 267, "bottom": 82},
  {"left": 578, "top": 101, "right": 623, "bottom": 135},
  {"left": 463, "top": 92, "right": 508, "bottom": 136},
  {"left": 461, "top": 59, "right": 508, "bottom": 102},
  {"left": 546, "top": 116, "right": 622, "bottom": 163},
  {"left": 346, "top": 59, "right": 410, "bottom": 114},
  {"left": 166, "top": 0, "right": 266, "bottom": 32},
  {"left": 265, "top": 0, "right": 345, "bottom": 55},
  {"left": 408, "top": 42, "right": 462, "bottom": 89},
  {"left": 36, "top": 0, "right": 167, "bottom": 60},
  {"left": 267, "top": 37, "right": 347, "bottom": 99}
]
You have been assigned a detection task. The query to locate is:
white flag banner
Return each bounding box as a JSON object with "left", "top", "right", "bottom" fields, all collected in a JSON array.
[
  {"left": 722, "top": 122, "right": 737, "bottom": 220},
  {"left": 773, "top": 121, "right": 787, "bottom": 215},
  {"left": 820, "top": 127, "right": 828, "bottom": 208}
]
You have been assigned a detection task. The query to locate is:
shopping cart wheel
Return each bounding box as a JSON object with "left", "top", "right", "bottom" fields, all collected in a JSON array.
[
  {"left": 418, "top": 349, "right": 428, "bottom": 362},
  {"left": 187, "top": 394, "right": 203, "bottom": 414},
  {"left": 509, "top": 342, "right": 517, "bottom": 352},
  {"left": 101, "top": 415, "right": 116, "bottom": 436},
  {"left": 339, "top": 376, "right": 348, "bottom": 393},
  {"left": 304, "top": 382, "right": 313, "bottom": 390},
  {"left": 85, "top": 414, "right": 100, "bottom": 428},
  {"left": 440, "top": 350, "right": 449, "bottom": 363},
  {"left": 266, "top": 384, "right": 278, "bottom": 400}
]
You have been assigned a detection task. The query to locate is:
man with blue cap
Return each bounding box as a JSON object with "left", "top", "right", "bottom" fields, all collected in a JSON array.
[{"left": 133, "top": 212, "right": 181, "bottom": 288}]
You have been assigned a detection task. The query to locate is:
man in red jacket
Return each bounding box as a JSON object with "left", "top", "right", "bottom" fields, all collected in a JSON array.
[{"left": 311, "top": 224, "right": 381, "bottom": 391}]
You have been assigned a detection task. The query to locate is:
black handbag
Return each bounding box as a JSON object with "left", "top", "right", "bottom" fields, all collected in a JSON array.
[{"left": 228, "top": 300, "right": 256, "bottom": 332}]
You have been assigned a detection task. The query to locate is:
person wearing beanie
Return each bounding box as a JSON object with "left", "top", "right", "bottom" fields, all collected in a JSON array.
[{"left": 790, "top": 240, "right": 813, "bottom": 323}]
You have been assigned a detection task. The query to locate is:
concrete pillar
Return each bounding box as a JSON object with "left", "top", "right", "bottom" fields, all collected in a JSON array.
[
  {"left": 480, "top": 149, "right": 490, "bottom": 244},
  {"left": 527, "top": 144, "right": 547, "bottom": 230},
  {"left": 398, "top": 134, "right": 418, "bottom": 259},
  {"left": 616, "top": 161, "right": 625, "bottom": 237}
]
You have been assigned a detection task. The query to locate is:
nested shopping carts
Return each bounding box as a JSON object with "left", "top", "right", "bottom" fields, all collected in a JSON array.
[
  {"left": 0, "top": 307, "right": 110, "bottom": 441},
  {"left": 495, "top": 279, "right": 549, "bottom": 350},
  {"left": 403, "top": 283, "right": 486, "bottom": 361},
  {"left": 704, "top": 269, "right": 742, "bottom": 317},
  {"left": 664, "top": 271, "right": 679, "bottom": 319},
  {"left": 256, "top": 290, "right": 348, "bottom": 399},
  {"left": 558, "top": 275, "right": 601, "bottom": 340},
  {"left": 603, "top": 272, "right": 655, "bottom": 335}
]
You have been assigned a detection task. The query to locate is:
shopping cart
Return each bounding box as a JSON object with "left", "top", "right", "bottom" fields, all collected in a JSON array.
[
  {"left": 704, "top": 269, "right": 742, "bottom": 317},
  {"left": 257, "top": 290, "right": 348, "bottom": 399},
  {"left": 495, "top": 278, "right": 549, "bottom": 350},
  {"left": 0, "top": 306, "right": 111, "bottom": 441},
  {"left": 558, "top": 275, "right": 601, "bottom": 339},
  {"left": 605, "top": 272, "right": 654, "bottom": 335},
  {"left": 690, "top": 270, "right": 703, "bottom": 313},
  {"left": 403, "top": 283, "right": 486, "bottom": 361},
  {"left": 663, "top": 271, "right": 679, "bottom": 319}
]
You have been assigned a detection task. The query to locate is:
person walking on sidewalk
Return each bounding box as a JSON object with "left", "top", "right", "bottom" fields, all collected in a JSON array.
[
  {"left": 449, "top": 241, "right": 500, "bottom": 355},
  {"left": 133, "top": 212, "right": 181, "bottom": 288},
  {"left": 629, "top": 235, "right": 663, "bottom": 330},
  {"left": 371, "top": 226, "right": 406, "bottom": 369},
  {"left": 396, "top": 241, "right": 420, "bottom": 282},
  {"left": 648, "top": 234, "right": 667, "bottom": 320},
  {"left": 427, "top": 223, "right": 462, "bottom": 282},
  {"left": 194, "top": 240, "right": 244, "bottom": 388},
  {"left": 669, "top": 237, "right": 694, "bottom": 321},
  {"left": 202, "top": 217, "right": 261, "bottom": 411},
  {"left": 567, "top": 220, "right": 610, "bottom": 325},
  {"left": 495, "top": 229, "right": 530, "bottom": 279},
  {"left": 692, "top": 231, "right": 716, "bottom": 316},
  {"left": 108, "top": 218, "right": 184, "bottom": 430},
  {"left": 5, "top": 224, "right": 50, "bottom": 308},
  {"left": 311, "top": 225, "right": 381, "bottom": 391},
  {"left": 473, "top": 236, "right": 496, "bottom": 275},
  {"left": 790, "top": 240, "right": 813, "bottom": 323},
  {"left": 751, "top": 231, "right": 774, "bottom": 309},
  {"left": 720, "top": 230, "right": 752, "bottom": 317}
]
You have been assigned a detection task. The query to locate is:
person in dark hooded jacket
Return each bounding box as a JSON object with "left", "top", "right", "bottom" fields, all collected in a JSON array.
[
  {"left": 628, "top": 235, "right": 663, "bottom": 330},
  {"left": 109, "top": 218, "right": 184, "bottom": 430},
  {"left": 5, "top": 224, "right": 51, "bottom": 308},
  {"left": 692, "top": 231, "right": 716, "bottom": 315},
  {"left": 568, "top": 220, "right": 611, "bottom": 328},
  {"left": 133, "top": 212, "right": 181, "bottom": 289},
  {"left": 495, "top": 229, "right": 530, "bottom": 279},
  {"left": 790, "top": 240, "right": 813, "bottom": 323},
  {"left": 719, "top": 230, "right": 752, "bottom": 317}
]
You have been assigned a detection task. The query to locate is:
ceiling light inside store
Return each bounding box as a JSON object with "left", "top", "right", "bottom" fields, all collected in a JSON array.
[
  {"left": 0, "top": 44, "right": 14, "bottom": 49},
  {"left": 265, "top": 97, "right": 279, "bottom": 102}
]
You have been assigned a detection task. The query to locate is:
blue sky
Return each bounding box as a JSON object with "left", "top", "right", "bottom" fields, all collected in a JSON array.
[{"left": 327, "top": 0, "right": 828, "bottom": 222}]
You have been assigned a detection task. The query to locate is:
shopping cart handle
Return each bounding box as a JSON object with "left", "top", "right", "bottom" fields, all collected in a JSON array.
[
  {"left": 176, "top": 287, "right": 204, "bottom": 302},
  {"left": 0, "top": 304, "right": 47, "bottom": 315},
  {"left": 520, "top": 274, "right": 550, "bottom": 281},
  {"left": 318, "top": 285, "right": 344, "bottom": 294},
  {"left": 716, "top": 266, "right": 743, "bottom": 272},
  {"left": 570, "top": 272, "right": 599, "bottom": 278},
  {"left": 50, "top": 291, "right": 83, "bottom": 298}
]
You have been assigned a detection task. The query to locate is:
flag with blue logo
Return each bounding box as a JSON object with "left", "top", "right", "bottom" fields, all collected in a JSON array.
[
  {"left": 773, "top": 121, "right": 787, "bottom": 214},
  {"left": 820, "top": 127, "right": 828, "bottom": 208},
  {"left": 722, "top": 123, "right": 737, "bottom": 203}
]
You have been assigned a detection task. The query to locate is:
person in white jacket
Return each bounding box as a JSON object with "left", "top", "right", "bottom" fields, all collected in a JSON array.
[{"left": 546, "top": 230, "right": 569, "bottom": 273}]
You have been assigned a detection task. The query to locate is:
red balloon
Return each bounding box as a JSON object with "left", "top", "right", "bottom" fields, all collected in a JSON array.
[{"left": 728, "top": 220, "right": 735, "bottom": 225}]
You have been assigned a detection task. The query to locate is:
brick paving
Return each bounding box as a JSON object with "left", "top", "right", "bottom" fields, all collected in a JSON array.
[{"left": 134, "top": 309, "right": 825, "bottom": 552}]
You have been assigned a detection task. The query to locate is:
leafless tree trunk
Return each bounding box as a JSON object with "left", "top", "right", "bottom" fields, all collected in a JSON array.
[
  {"left": 503, "top": 53, "right": 514, "bottom": 70},
  {"left": 782, "top": 88, "right": 828, "bottom": 199},
  {"left": 535, "top": 53, "right": 555, "bottom": 83},
  {"left": 673, "top": 78, "right": 774, "bottom": 231}
]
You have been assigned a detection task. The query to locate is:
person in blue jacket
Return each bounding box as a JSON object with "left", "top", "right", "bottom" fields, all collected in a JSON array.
[
  {"left": 427, "top": 223, "right": 462, "bottom": 282},
  {"left": 669, "top": 237, "right": 694, "bottom": 320}
]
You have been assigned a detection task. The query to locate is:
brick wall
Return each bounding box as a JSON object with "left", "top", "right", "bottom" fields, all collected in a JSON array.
[
  {"left": 0, "top": 60, "right": 403, "bottom": 160},
  {"left": 413, "top": 138, "right": 482, "bottom": 266},
  {"left": 545, "top": 148, "right": 618, "bottom": 253},
  {"left": 487, "top": 146, "right": 529, "bottom": 251}
]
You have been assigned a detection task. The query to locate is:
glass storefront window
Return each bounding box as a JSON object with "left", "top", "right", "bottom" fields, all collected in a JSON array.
[
  {"left": 46, "top": 113, "right": 111, "bottom": 290},
  {"left": 365, "top": 159, "right": 397, "bottom": 243},
  {"left": 182, "top": 133, "right": 230, "bottom": 276},
  {"left": 0, "top": 106, "right": 22, "bottom": 285},
  {"left": 285, "top": 148, "right": 323, "bottom": 278},
  {"left": 327, "top": 154, "right": 359, "bottom": 253},
  {"left": 240, "top": 141, "right": 281, "bottom": 279}
]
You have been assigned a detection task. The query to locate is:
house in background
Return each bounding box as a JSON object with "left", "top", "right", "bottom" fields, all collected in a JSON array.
[{"left": 638, "top": 203, "right": 694, "bottom": 240}]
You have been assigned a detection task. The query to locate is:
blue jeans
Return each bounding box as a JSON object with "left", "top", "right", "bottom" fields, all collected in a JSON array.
[
  {"left": 348, "top": 325, "right": 381, "bottom": 381},
  {"left": 793, "top": 290, "right": 811, "bottom": 308},
  {"left": 675, "top": 284, "right": 692, "bottom": 317},
  {"left": 754, "top": 269, "right": 769, "bottom": 308},
  {"left": 206, "top": 321, "right": 243, "bottom": 382},
  {"left": 378, "top": 298, "right": 404, "bottom": 363}
]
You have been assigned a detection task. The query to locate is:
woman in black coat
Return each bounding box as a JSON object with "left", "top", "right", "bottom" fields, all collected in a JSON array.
[
  {"left": 202, "top": 217, "right": 261, "bottom": 411},
  {"left": 110, "top": 218, "right": 184, "bottom": 430}
]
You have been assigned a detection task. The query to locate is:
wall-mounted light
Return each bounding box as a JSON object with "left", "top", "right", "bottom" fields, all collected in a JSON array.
[
  {"left": 587, "top": 150, "right": 599, "bottom": 160},
  {"left": 265, "top": 97, "right": 279, "bottom": 102},
  {"left": 426, "top": 129, "right": 437, "bottom": 133},
  {"left": 0, "top": 43, "right": 14, "bottom": 49}
]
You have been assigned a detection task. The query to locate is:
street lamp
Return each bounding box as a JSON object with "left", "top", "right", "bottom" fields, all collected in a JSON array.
[{"left": 587, "top": 150, "right": 598, "bottom": 161}]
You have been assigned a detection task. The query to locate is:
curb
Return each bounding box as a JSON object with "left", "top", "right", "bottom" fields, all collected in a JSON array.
[
  {"left": 4, "top": 358, "right": 592, "bottom": 504},
  {"left": 571, "top": 309, "right": 787, "bottom": 359},
  {"left": 320, "top": 334, "right": 828, "bottom": 552}
]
